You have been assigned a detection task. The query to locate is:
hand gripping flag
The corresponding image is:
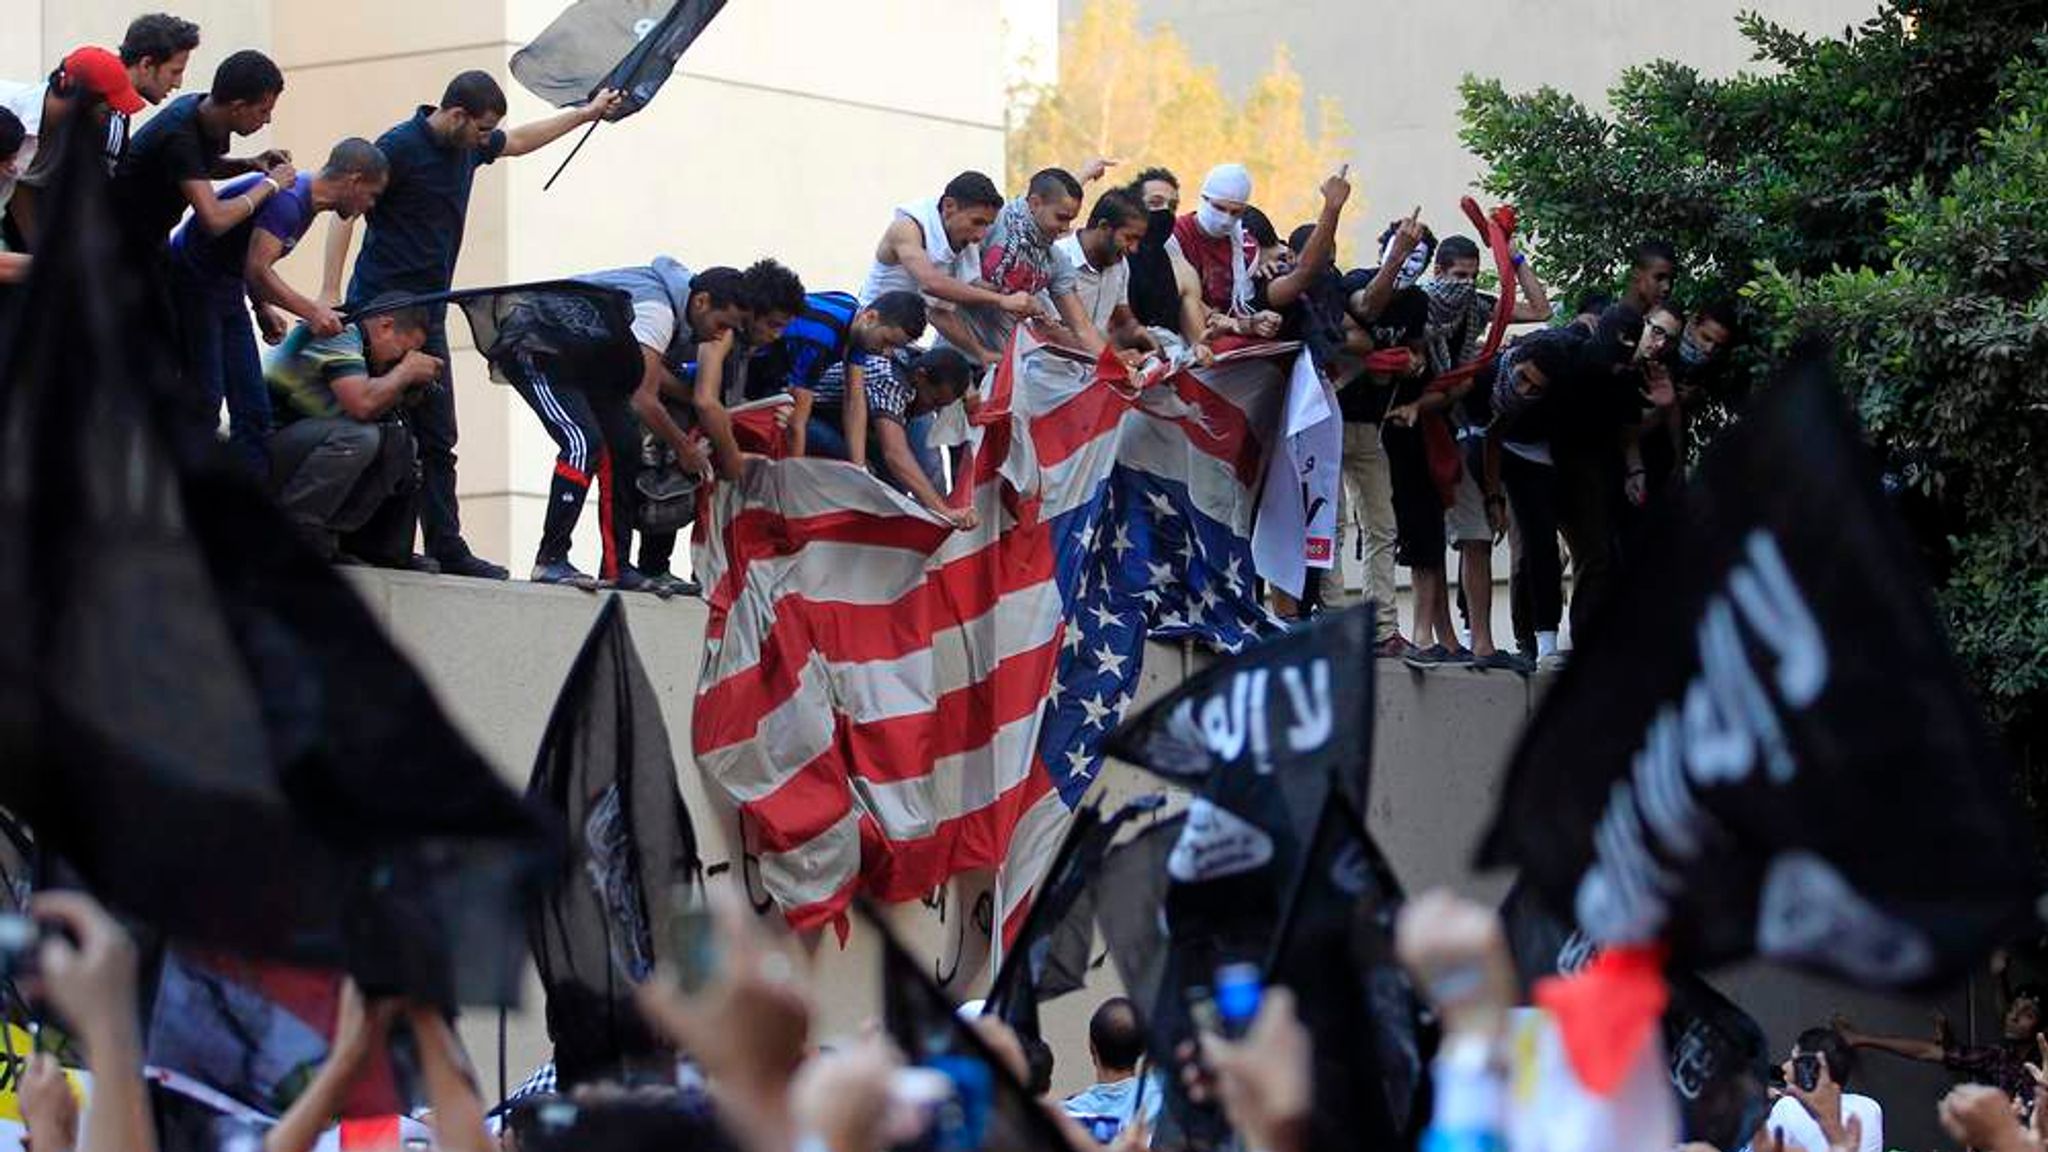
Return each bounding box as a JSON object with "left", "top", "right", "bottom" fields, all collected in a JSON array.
[
  {"left": 861, "top": 900, "right": 1078, "bottom": 1152},
  {"left": 690, "top": 331, "right": 1296, "bottom": 934},
  {"left": 511, "top": 0, "right": 726, "bottom": 117},
  {"left": 1480, "top": 350, "right": 2038, "bottom": 992}
]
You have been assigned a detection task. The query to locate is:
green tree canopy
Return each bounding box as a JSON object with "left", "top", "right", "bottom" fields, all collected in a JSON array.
[{"left": 1461, "top": 1, "right": 2048, "bottom": 817}]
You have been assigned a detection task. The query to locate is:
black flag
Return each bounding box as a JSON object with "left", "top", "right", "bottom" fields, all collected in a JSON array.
[
  {"left": 861, "top": 902, "right": 1076, "bottom": 1152},
  {"left": 353, "top": 281, "right": 640, "bottom": 388},
  {"left": 1480, "top": 353, "right": 2037, "bottom": 991},
  {"left": 0, "top": 121, "right": 554, "bottom": 1007},
  {"left": 527, "top": 597, "right": 702, "bottom": 1087},
  {"left": 1106, "top": 605, "right": 1374, "bottom": 846},
  {"left": 985, "top": 795, "right": 1166, "bottom": 1044},
  {"left": 1267, "top": 796, "right": 1430, "bottom": 1152},
  {"left": 1498, "top": 881, "right": 1771, "bottom": 1151},
  {"left": 1103, "top": 605, "right": 1376, "bottom": 1151},
  {"left": 1094, "top": 815, "right": 1181, "bottom": 1016},
  {"left": 511, "top": 0, "right": 727, "bottom": 117}
]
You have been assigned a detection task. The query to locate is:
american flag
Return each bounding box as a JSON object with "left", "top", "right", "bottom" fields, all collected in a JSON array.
[{"left": 690, "top": 330, "right": 1296, "bottom": 933}]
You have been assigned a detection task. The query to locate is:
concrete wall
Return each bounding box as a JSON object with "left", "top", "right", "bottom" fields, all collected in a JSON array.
[
  {"left": 2, "top": 0, "right": 1017, "bottom": 580},
  {"left": 342, "top": 568, "right": 1534, "bottom": 1099},
  {"left": 340, "top": 567, "right": 1989, "bottom": 1151}
]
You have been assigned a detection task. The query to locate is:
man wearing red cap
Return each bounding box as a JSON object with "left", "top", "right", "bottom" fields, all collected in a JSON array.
[
  {"left": 0, "top": 47, "right": 147, "bottom": 250},
  {"left": 107, "top": 14, "right": 203, "bottom": 167}
]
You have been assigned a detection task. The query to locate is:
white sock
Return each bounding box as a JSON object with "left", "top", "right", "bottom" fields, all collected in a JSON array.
[{"left": 1537, "top": 631, "right": 1559, "bottom": 659}]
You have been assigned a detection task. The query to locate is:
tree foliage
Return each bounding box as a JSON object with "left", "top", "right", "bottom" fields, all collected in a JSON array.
[
  {"left": 1007, "top": 0, "right": 1349, "bottom": 242},
  {"left": 1459, "top": 1, "right": 2048, "bottom": 815}
]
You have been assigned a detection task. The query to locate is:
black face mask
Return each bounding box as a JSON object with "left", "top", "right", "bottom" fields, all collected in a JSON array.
[{"left": 1143, "top": 207, "right": 1176, "bottom": 249}]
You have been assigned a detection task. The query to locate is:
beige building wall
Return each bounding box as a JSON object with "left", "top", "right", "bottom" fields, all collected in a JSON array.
[
  {"left": 1083, "top": 0, "right": 1881, "bottom": 254},
  {"left": 4, "top": 0, "right": 1014, "bottom": 577}
]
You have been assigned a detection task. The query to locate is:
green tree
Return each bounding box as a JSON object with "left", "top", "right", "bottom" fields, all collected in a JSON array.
[
  {"left": 1008, "top": 0, "right": 1349, "bottom": 241},
  {"left": 1459, "top": 2, "right": 2048, "bottom": 824}
]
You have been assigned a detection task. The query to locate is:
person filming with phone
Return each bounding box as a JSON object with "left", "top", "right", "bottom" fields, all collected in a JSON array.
[{"left": 1765, "top": 1027, "right": 1885, "bottom": 1152}]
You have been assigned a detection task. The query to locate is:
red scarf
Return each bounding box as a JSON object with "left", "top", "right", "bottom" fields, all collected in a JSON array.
[{"left": 1172, "top": 212, "right": 1254, "bottom": 313}]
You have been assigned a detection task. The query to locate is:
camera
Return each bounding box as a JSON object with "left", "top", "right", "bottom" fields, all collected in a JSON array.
[{"left": 1792, "top": 1053, "right": 1821, "bottom": 1092}]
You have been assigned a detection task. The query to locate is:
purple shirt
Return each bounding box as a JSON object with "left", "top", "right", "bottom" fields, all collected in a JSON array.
[{"left": 169, "top": 172, "right": 317, "bottom": 281}]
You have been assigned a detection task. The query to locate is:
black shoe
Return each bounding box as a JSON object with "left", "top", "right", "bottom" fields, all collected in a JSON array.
[
  {"left": 438, "top": 551, "right": 510, "bottom": 580},
  {"left": 1475, "top": 650, "right": 1534, "bottom": 675},
  {"left": 406, "top": 553, "right": 443, "bottom": 575},
  {"left": 608, "top": 565, "right": 670, "bottom": 598},
  {"left": 331, "top": 551, "right": 369, "bottom": 568},
  {"left": 1403, "top": 644, "right": 1451, "bottom": 670},
  {"left": 644, "top": 569, "right": 703, "bottom": 598},
  {"left": 531, "top": 560, "right": 600, "bottom": 591}
]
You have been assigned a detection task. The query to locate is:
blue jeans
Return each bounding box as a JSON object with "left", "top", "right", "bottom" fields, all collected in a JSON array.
[
  {"left": 804, "top": 410, "right": 944, "bottom": 491},
  {"left": 172, "top": 262, "right": 270, "bottom": 476}
]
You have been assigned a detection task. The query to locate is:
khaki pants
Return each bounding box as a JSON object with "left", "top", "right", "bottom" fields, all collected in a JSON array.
[{"left": 1320, "top": 421, "right": 1399, "bottom": 640}]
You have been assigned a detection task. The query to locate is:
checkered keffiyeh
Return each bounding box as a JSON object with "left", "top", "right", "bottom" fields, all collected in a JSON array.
[{"left": 492, "top": 1061, "right": 557, "bottom": 1113}]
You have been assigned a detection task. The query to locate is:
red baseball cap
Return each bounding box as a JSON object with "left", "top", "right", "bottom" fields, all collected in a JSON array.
[{"left": 59, "top": 47, "right": 146, "bottom": 116}]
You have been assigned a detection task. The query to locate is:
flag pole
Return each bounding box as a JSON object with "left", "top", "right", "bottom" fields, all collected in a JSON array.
[
  {"left": 497, "top": 1005, "right": 509, "bottom": 1105},
  {"left": 542, "top": 118, "right": 600, "bottom": 192}
]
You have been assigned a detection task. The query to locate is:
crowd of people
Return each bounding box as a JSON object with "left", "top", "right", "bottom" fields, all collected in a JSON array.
[
  {"left": 10, "top": 883, "right": 2045, "bottom": 1152},
  {"left": 11, "top": 13, "right": 2042, "bottom": 1152},
  {"left": 2, "top": 12, "right": 1745, "bottom": 652}
]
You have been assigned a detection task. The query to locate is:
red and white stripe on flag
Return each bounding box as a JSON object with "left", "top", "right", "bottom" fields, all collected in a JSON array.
[{"left": 690, "top": 330, "right": 1136, "bottom": 931}]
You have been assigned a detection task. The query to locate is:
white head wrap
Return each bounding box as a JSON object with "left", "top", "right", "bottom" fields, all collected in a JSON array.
[{"left": 1197, "top": 163, "right": 1255, "bottom": 313}]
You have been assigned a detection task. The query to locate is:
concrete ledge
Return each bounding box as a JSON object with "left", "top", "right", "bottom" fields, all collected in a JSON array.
[
  {"left": 342, "top": 568, "right": 1544, "bottom": 1092},
  {"left": 340, "top": 570, "right": 1974, "bottom": 1138}
]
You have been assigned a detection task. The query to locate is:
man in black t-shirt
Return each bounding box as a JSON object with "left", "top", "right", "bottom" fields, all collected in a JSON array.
[
  {"left": 1362, "top": 287, "right": 1470, "bottom": 665},
  {"left": 111, "top": 49, "right": 294, "bottom": 452},
  {"left": 112, "top": 49, "right": 292, "bottom": 255}
]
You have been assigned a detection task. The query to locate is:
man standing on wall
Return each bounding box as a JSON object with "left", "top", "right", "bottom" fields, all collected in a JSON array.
[{"left": 323, "top": 71, "right": 621, "bottom": 579}]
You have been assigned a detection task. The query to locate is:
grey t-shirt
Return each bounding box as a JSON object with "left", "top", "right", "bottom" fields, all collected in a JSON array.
[{"left": 951, "top": 199, "right": 1078, "bottom": 357}]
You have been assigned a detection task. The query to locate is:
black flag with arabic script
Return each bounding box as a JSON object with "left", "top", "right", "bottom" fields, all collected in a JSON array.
[
  {"left": 1479, "top": 352, "right": 2037, "bottom": 992},
  {"left": 1103, "top": 605, "right": 1376, "bottom": 1151},
  {"left": 1267, "top": 795, "right": 1429, "bottom": 1152},
  {"left": 527, "top": 596, "right": 702, "bottom": 1088},
  {"left": 511, "top": 0, "right": 727, "bottom": 117},
  {"left": 984, "top": 794, "right": 1167, "bottom": 1045},
  {"left": 1499, "top": 881, "right": 1772, "bottom": 1152}
]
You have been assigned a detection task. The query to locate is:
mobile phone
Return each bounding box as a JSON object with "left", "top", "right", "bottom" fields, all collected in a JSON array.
[
  {"left": 1792, "top": 1053, "right": 1820, "bottom": 1092},
  {"left": 670, "top": 888, "right": 720, "bottom": 994},
  {"left": 924, "top": 1054, "right": 993, "bottom": 1152},
  {"left": 1213, "top": 962, "right": 1262, "bottom": 1039}
]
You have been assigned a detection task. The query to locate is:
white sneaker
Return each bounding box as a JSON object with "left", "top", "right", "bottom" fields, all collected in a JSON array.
[{"left": 1536, "top": 650, "right": 1569, "bottom": 673}]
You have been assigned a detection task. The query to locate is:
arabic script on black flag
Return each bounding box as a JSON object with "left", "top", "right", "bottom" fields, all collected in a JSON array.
[{"left": 1481, "top": 355, "right": 2037, "bottom": 991}]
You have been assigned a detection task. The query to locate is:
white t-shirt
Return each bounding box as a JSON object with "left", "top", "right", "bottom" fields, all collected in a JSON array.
[
  {"left": 0, "top": 80, "right": 48, "bottom": 226},
  {"left": 1053, "top": 232, "right": 1130, "bottom": 334},
  {"left": 629, "top": 298, "right": 679, "bottom": 354},
  {"left": 1764, "top": 1093, "right": 1884, "bottom": 1152}
]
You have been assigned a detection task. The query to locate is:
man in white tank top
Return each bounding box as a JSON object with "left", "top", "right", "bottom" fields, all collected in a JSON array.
[{"left": 858, "top": 169, "right": 1041, "bottom": 367}]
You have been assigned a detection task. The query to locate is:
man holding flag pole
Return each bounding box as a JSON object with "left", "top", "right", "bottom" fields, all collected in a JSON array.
[{"left": 319, "top": 72, "right": 623, "bottom": 580}]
